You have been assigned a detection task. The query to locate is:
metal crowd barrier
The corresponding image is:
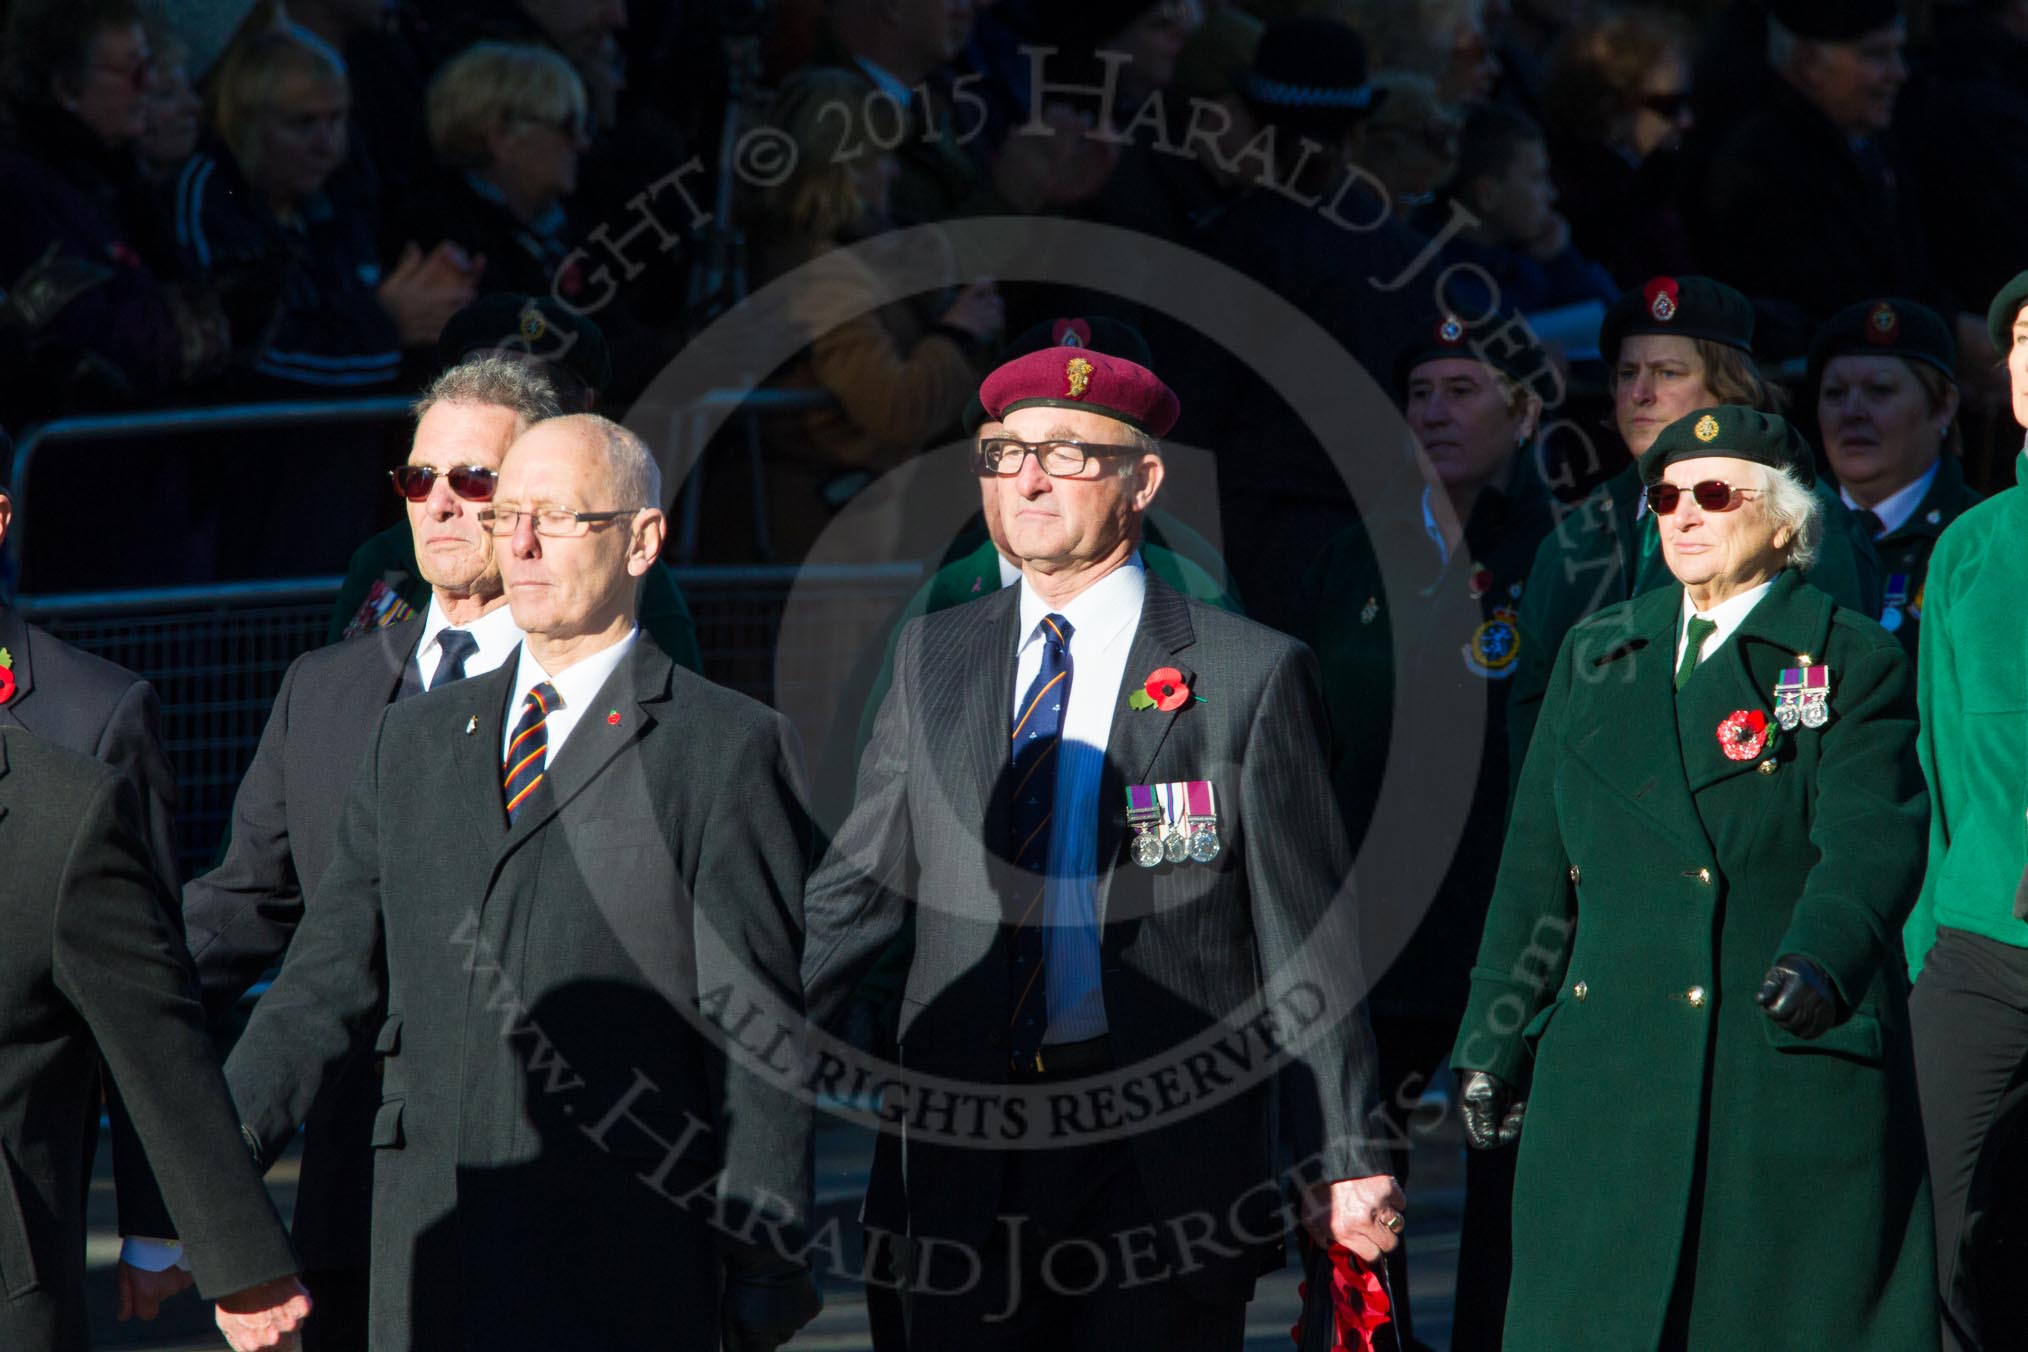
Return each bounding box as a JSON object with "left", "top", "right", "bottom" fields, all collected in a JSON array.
[{"left": 19, "top": 563, "right": 925, "bottom": 879}]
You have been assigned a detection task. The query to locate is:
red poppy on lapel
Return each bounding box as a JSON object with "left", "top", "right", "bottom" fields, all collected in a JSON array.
[
  {"left": 1717, "top": 709, "right": 1770, "bottom": 761},
  {"left": 1145, "top": 667, "right": 1190, "bottom": 712}
]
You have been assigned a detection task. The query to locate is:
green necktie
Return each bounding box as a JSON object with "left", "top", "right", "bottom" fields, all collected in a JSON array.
[{"left": 1676, "top": 616, "right": 1718, "bottom": 691}]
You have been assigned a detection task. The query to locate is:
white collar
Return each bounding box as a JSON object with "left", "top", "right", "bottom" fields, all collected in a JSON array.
[
  {"left": 505, "top": 628, "right": 639, "bottom": 731},
  {"left": 1840, "top": 461, "right": 1938, "bottom": 537},
  {"left": 997, "top": 551, "right": 1022, "bottom": 590},
  {"left": 418, "top": 595, "right": 523, "bottom": 668},
  {"left": 1679, "top": 574, "right": 1778, "bottom": 659},
  {"left": 1016, "top": 554, "right": 1146, "bottom": 653}
]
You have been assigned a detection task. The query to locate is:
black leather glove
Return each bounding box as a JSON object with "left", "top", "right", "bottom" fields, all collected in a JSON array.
[
  {"left": 1755, "top": 955, "right": 1844, "bottom": 1039},
  {"left": 1459, "top": 1070, "right": 1526, "bottom": 1150},
  {"left": 721, "top": 1262, "right": 821, "bottom": 1352}
]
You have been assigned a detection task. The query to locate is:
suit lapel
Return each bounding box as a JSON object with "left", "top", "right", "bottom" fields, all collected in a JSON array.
[
  {"left": 1680, "top": 572, "right": 1832, "bottom": 794},
  {"left": 452, "top": 661, "right": 520, "bottom": 845},
  {"left": 962, "top": 590, "right": 1024, "bottom": 840},
  {"left": 0, "top": 731, "right": 11, "bottom": 831},
  {"left": 1567, "top": 585, "right": 1712, "bottom": 860},
  {"left": 499, "top": 641, "right": 669, "bottom": 855},
  {"left": 1096, "top": 577, "right": 1197, "bottom": 923},
  {"left": 0, "top": 607, "right": 33, "bottom": 728}
]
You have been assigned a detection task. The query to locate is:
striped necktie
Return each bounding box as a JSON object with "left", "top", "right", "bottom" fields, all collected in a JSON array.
[
  {"left": 503, "top": 681, "right": 559, "bottom": 824},
  {"left": 1008, "top": 613, "right": 1071, "bottom": 1068}
]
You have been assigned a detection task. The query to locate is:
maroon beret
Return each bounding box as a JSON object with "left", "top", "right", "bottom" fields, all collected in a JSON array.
[{"left": 978, "top": 346, "right": 1181, "bottom": 438}]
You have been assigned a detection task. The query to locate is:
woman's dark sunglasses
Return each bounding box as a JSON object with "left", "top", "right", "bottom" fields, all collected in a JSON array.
[
  {"left": 389, "top": 464, "right": 498, "bottom": 502},
  {"left": 1645, "top": 480, "right": 1762, "bottom": 515}
]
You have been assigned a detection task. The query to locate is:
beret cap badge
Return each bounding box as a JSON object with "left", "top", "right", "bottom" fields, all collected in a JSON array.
[
  {"left": 1867, "top": 301, "right": 1900, "bottom": 344},
  {"left": 1694, "top": 414, "right": 1721, "bottom": 442},
  {"left": 1437, "top": 315, "right": 1465, "bottom": 344},
  {"left": 1065, "top": 356, "right": 1094, "bottom": 398},
  {"left": 1646, "top": 276, "right": 1681, "bottom": 322},
  {"left": 518, "top": 309, "right": 547, "bottom": 342}
]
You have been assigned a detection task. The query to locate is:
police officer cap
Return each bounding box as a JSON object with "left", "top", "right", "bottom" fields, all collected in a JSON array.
[
  {"left": 980, "top": 336, "right": 1180, "bottom": 438},
  {"left": 1242, "top": 17, "right": 1381, "bottom": 136},
  {"left": 1392, "top": 311, "right": 1552, "bottom": 399},
  {"left": 1642, "top": 406, "right": 1817, "bottom": 490},
  {"left": 1808, "top": 298, "right": 1955, "bottom": 386},
  {"left": 1768, "top": 0, "right": 1902, "bottom": 41},
  {"left": 438, "top": 294, "right": 613, "bottom": 398},
  {"left": 1986, "top": 269, "right": 2028, "bottom": 355},
  {"left": 964, "top": 317, "right": 1154, "bottom": 434},
  {"left": 1599, "top": 276, "right": 1755, "bottom": 364}
]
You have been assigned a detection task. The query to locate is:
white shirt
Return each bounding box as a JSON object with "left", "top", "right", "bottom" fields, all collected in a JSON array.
[
  {"left": 415, "top": 596, "right": 522, "bottom": 689},
  {"left": 1841, "top": 462, "right": 1938, "bottom": 539},
  {"left": 996, "top": 551, "right": 1021, "bottom": 589},
  {"left": 1676, "top": 576, "right": 1779, "bottom": 670},
  {"left": 1013, "top": 556, "right": 1147, "bottom": 1043},
  {"left": 500, "top": 628, "right": 639, "bottom": 764}
]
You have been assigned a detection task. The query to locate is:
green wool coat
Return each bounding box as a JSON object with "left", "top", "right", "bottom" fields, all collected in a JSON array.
[
  {"left": 1858, "top": 456, "right": 1980, "bottom": 664},
  {"left": 1453, "top": 570, "right": 1936, "bottom": 1350},
  {"left": 1904, "top": 450, "right": 2028, "bottom": 976},
  {"left": 1506, "top": 464, "right": 1881, "bottom": 777}
]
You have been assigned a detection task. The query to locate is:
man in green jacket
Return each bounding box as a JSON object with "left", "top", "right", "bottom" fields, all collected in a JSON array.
[
  {"left": 1902, "top": 269, "right": 2028, "bottom": 1352},
  {"left": 1506, "top": 275, "right": 1879, "bottom": 772}
]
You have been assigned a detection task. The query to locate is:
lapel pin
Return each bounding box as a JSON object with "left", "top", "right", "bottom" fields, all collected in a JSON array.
[
  {"left": 465, "top": 715, "right": 477, "bottom": 735},
  {"left": 606, "top": 710, "right": 621, "bottom": 726}
]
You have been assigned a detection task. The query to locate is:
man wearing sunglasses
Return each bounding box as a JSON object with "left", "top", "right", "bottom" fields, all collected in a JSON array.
[
  {"left": 119, "top": 357, "right": 559, "bottom": 1349},
  {"left": 803, "top": 345, "right": 1401, "bottom": 1347},
  {"left": 213, "top": 413, "right": 820, "bottom": 1350}
]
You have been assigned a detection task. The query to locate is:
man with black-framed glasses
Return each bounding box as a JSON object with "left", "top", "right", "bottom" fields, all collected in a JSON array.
[
  {"left": 121, "top": 356, "right": 558, "bottom": 1349},
  {"left": 213, "top": 412, "right": 820, "bottom": 1350}
]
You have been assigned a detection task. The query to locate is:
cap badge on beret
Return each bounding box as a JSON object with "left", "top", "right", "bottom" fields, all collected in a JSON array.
[
  {"left": 1646, "top": 277, "right": 1681, "bottom": 323},
  {"left": 1694, "top": 414, "right": 1720, "bottom": 442},
  {"left": 1437, "top": 315, "right": 1466, "bottom": 345},
  {"left": 1052, "top": 318, "right": 1092, "bottom": 348},
  {"left": 1867, "top": 301, "right": 1900, "bottom": 344},
  {"left": 1065, "top": 356, "right": 1094, "bottom": 398},
  {"left": 519, "top": 309, "right": 547, "bottom": 342}
]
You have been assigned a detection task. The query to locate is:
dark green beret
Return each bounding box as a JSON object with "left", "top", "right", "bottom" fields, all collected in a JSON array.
[
  {"left": 1599, "top": 275, "right": 1755, "bottom": 364},
  {"left": 1808, "top": 297, "right": 1956, "bottom": 386},
  {"left": 962, "top": 316, "right": 1154, "bottom": 434},
  {"left": 1642, "top": 406, "right": 1817, "bottom": 490},
  {"left": 1392, "top": 311, "right": 1552, "bottom": 400},
  {"left": 1769, "top": 0, "right": 1902, "bottom": 41},
  {"left": 1987, "top": 269, "right": 2028, "bottom": 353},
  {"left": 438, "top": 293, "right": 613, "bottom": 398}
]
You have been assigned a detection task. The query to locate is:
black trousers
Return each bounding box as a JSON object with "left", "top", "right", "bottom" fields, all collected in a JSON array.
[
  {"left": 902, "top": 1136, "right": 1248, "bottom": 1352},
  {"left": 299, "top": 1265, "right": 369, "bottom": 1352},
  {"left": 1909, "top": 926, "right": 2028, "bottom": 1352}
]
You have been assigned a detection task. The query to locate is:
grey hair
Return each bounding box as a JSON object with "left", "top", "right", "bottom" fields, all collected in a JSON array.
[
  {"left": 1760, "top": 463, "right": 1822, "bottom": 571},
  {"left": 412, "top": 356, "right": 562, "bottom": 429},
  {"left": 547, "top": 413, "right": 663, "bottom": 510}
]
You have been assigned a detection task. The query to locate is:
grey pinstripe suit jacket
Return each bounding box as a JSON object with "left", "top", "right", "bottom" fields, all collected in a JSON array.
[{"left": 804, "top": 572, "right": 1385, "bottom": 1299}]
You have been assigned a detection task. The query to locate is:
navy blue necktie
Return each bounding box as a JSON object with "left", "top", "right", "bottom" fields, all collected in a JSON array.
[
  {"left": 431, "top": 629, "right": 479, "bottom": 690},
  {"left": 1008, "top": 614, "right": 1071, "bottom": 1068}
]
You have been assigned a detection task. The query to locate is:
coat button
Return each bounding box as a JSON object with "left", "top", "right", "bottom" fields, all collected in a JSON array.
[
  {"left": 1697, "top": 867, "right": 1712, "bottom": 885},
  {"left": 1687, "top": 986, "right": 1707, "bottom": 1008},
  {"left": 1568, "top": 865, "right": 1581, "bottom": 883},
  {"left": 1758, "top": 760, "right": 1777, "bottom": 776},
  {"left": 1572, "top": 980, "right": 1588, "bottom": 1001}
]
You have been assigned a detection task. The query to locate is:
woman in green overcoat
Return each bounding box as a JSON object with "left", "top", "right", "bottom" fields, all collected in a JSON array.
[{"left": 1451, "top": 405, "right": 1936, "bottom": 1350}]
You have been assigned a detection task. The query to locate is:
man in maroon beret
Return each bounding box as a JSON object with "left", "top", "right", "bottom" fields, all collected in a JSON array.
[{"left": 805, "top": 346, "right": 1403, "bottom": 1347}]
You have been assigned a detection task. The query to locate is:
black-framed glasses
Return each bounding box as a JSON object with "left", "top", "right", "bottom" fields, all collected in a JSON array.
[
  {"left": 1645, "top": 480, "right": 1763, "bottom": 515},
  {"left": 477, "top": 505, "right": 641, "bottom": 537},
  {"left": 1638, "top": 90, "right": 1692, "bottom": 120},
  {"left": 975, "top": 436, "right": 1142, "bottom": 478},
  {"left": 390, "top": 464, "right": 497, "bottom": 502}
]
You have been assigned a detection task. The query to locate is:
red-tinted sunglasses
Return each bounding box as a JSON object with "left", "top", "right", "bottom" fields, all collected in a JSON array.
[
  {"left": 1645, "top": 480, "right": 1763, "bottom": 515},
  {"left": 389, "top": 464, "right": 497, "bottom": 502}
]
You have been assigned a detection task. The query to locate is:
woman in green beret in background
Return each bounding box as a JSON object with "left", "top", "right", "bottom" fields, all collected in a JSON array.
[
  {"left": 1294, "top": 310, "right": 1555, "bottom": 1352},
  {"left": 1452, "top": 405, "right": 1934, "bottom": 1350},
  {"left": 1903, "top": 270, "right": 2028, "bottom": 1352},
  {"left": 1506, "top": 274, "right": 1880, "bottom": 772},
  {"left": 1812, "top": 297, "right": 1979, "bottom": 662}
]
